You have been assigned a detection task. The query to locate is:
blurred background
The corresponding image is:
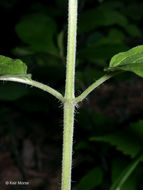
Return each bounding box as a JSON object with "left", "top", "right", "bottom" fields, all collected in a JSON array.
[{"left": 0, "top": 0, "right": 143, "bottom": 189}]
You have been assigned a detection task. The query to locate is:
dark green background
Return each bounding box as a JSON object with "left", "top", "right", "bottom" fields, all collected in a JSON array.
[{"left": 0, "top": 0, "right": 143, "bottom": 189}]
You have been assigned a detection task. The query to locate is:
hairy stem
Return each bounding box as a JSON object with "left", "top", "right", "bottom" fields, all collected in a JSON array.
[
  {"left": 62, "top": 102, "right": 75, "bottom": 190},
  {"left": 65, "top": 0, "right": 77, "bottom": 99},
  {"left": 0, "top": 75, "right": 64, "bottom": 102},
  {"left": 62, "top": 0, "right": 78, "bottom": 190}
]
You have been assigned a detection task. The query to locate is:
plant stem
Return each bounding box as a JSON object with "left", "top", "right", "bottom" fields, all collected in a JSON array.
[
  {"left": 62, "top": 0, "right": 78, "bottom": 190},
  {"left": 74, "top": 74, "right": 113, "bottom": 103},
  {"left": 74, "top": 72, "right": 121, "bottom": 104},
  {"left": 65, "top": 0, "right": 77, "bottom": 99},
  {"left": 62, "top": 101, "right": 75, "bottom": 190},
  {"left": 0, "top": 75, "right": 64, "bottom": 102}
]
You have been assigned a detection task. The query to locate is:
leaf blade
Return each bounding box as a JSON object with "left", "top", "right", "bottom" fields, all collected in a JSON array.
[
  {"left": 15, "top": 13, "right": 58, "bottom": 53},
  {"left": 0, "top": 56, "right": 28, "bottom": 75},
  {"left": 110, "top": 154, "right": 143, "bottom": 190},
  {"left": 107, "top": 45, "right": 143, "bottom": 77}
]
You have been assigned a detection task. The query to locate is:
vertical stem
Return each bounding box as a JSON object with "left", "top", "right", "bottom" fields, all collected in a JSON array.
[
  {"left": 62, "top": 102, "right": 75, "bottom": 190},
  {"left": 62, "top": 0, "right": 78, "bottom": 190},
  {"left": 65, "top": 0, "right": 77, "bottom": 99}
]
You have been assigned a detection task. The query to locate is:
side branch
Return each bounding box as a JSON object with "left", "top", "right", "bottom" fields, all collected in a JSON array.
[
  {"left": 74, "top": 72, "right": 120, "bottom": 104},
  {"left": 0, "top": 75, "right": 64, "bottom": 102}
]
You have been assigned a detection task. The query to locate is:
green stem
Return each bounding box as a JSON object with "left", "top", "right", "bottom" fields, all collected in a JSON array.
[
  {"left": 65, "top": 0, "right": 77, "bottom": 99},
  {"left": 0, "top": 75, "right": 64, "bottom": 102},
  {"left": 62, "top": 101, "right": 75, "bottom": 190},
  {"left": 62, "top": 0, "right": 78, "bottom": 190}
]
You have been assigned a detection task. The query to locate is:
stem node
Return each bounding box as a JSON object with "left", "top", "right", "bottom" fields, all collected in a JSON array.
[{"left": 62, "top": 0, "right": 78, "bottom": 190}]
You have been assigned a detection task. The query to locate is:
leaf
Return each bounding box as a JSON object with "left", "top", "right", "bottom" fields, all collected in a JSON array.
[
  {"left": 15, "top": 13, "right": 57, "bottom": 53},
  {"left": 125, "top": 24, "right": 142, "bottom": 37},
  {"left": 95, "top": 29, "right": 125, "bottom": 45},
  {"left": 111, "top": 158, "right": 142, "bottom": 190},
  {"left": 0, "top": 56, "right": 27, "bottom": 75},
  {"left": 91, "top": 133, "right": 142, "bottom": 158},
  {"left": 78, "top": 7, "right": 128, "bottom": 34},
  {"left": 85, "top": 29, "right": 125, "bottom": 47},
  {"left": 0, "top": 56, "right": 31, "bottom": 100},
  {"left": 79, "top": 44, "right": 128, "bottom": 63},
  {"left": 90, "top": 120, "right": 143, "bottom": 158},
  {"left": 110, "top": 154, "right": 143, "bottom": 190},
  {"left": 106, "top": 45, "right": 143, "bottom": 77},
  {"left": 77, "top": 167, "right": 103, "bottom": 190}
]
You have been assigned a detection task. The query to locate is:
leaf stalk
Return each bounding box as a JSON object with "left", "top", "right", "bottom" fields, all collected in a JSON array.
[{"left": 0, "top": 75, "right": 64, "bottom": 102}]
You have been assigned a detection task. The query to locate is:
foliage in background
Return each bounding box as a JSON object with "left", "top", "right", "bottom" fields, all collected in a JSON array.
[{"left": 0, "top": 0, "right": 143, "bottom": 189}]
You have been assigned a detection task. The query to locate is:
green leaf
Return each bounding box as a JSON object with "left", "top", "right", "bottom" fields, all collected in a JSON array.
[
  {"left": 111, "top": 158, "right": 142, "bottom": 190},
  {"left": 15, "top": 13, "right": 57, "bottom": 53},
  {"left": 95, "top": 29, "right": 125, "bottom": 46},
  {"left": 77, "top": 167, "right": 103, "bottom": 190},
  {"left": 125, "top": 24, "right": 142, "bottom": 37},
  {"left": 78, "top": 7, "right": 128, "bottom": 34},
  {"left": 79, "top": 44, "right": 128, "bottom": 63},
  {"left": 110, "top": 154, "right": 143, "bottom": 190},
  {"left": 85, "top": 29, "right": 125, "bottom": 47},
  {"left": 106, "top": 45, "right": 143, "bottom": 77},
  {"left": 91, "top": 133, "right": 142, "bottom": 158},
  {"left": 90, "top": 120, "right": 143, "bottom": 158},
  {"left": 0, "top": 56, "right": 27, "bottom": 75}
]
